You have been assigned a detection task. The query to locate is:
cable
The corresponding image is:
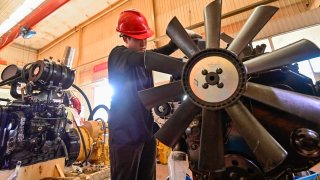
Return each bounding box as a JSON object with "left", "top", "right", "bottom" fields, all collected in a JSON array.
[
  {"left": 71, "top": 117, "right": 89, "bottom": 166},
  {"left": 89, "top": 104, "right": 109, "bottom": 145},
  {"left": 58, "top": 137, "right": 69, "bottom": 161},
  {"left": 88, "top": 104, "right": 109, "bottom": 120},
  {"left": 94, "top": 118, "right": 107, "bottom": 144},
  {"left": 71, "top": 84, "right": 92, "bottom": 119}
]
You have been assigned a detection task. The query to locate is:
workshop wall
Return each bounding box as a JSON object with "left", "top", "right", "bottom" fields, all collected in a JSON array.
[
  {"left": 155, "top": 0, "right": 320, "bottom": 47},
  {"left": 35, "top": 0, "right": 320, "bottom": 117},
  {"left": 0, "top": 44, "right": 37, "bottom": 72},
  {"left": 38, "top": 0, "right": 320, "bottom": 86}
]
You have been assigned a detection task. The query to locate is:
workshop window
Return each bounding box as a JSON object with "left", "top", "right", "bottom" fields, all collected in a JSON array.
[
  {"left": 252, "top": 38, "right": 272, "bottom": 53},
  {"left": 93, "top": 80, "right": 113, "bottom": 121},
  {"left": 271, "top": 25, "right": 320, "bottom": 83}
]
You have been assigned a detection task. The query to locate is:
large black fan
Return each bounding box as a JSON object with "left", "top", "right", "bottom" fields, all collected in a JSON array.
[{"left": 139, "top": 0, "right": 320, "bottom": 175}]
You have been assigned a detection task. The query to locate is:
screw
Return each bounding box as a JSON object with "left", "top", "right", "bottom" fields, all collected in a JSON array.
[
  {"left": 202, "top": 69, "right": 208, "bottom": 75},
  {"left": 158, "top": 106, "right": 164, "bottom": 112},
  {"left": 191, "top": 144, "right": 198, "bottom": 150},
  {"left": 216, "top": 68, "right": 223, "bottom": 74},
  {"left": 202, "top": 83, "right": 209, "bottom": 89},
  {"left": 229, "top": 172, "right": 238, "bottom": 179},
  {"left": 217, "top": 82, "right": 224, "bottom": 88}
]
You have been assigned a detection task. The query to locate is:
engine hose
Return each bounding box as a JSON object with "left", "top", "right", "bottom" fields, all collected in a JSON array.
[
  {"left": 10, "top": 81, "right": 22, "bottom": 99},
  {"left": 0, "top": 98, "right": 10, "bottom": 102},
  {"left": 58, "top": 137, "right": 69, "bottom": 161},
  {"left": 72, "top": 84, "right": 93, "bottom": 119},
  {"left": 0, "top": 73, "right": 20, "bottom": 86},
  {"left": 71, "top": 117, "right": 89, "bottom": 166},
  {"left": 89, "top": 105, "right": 109, "bottom": 144},
  {"left": 89, "top": 104, "right": 109, "bottom": 120},
  {"left": 82, "top": 142, "right": 95, "bottom": 165},
  {"left": 0, "top": 62, "right": 31, "bottom": 87},
  {"left": 95, "top": 118, "right": 107, "bottom": 144},
  {"left": 21, "top": 63, "right": 32, "bottom": 83}
]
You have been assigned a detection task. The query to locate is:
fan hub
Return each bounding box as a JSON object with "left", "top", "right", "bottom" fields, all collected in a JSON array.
[{"left": 182, "top": 48, "right": 247, "bottom": 110}]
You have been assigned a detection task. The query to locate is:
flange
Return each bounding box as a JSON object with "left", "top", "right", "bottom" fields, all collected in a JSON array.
[{"left": 182, "top": 48, "right": 247, "bottom": 110}]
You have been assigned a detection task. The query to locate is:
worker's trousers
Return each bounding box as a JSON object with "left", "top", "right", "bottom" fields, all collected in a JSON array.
[{"left": 109, "top": 136, "right": 156, "bottom": 180}]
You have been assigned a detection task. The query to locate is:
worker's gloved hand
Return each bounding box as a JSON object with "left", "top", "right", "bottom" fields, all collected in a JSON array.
[{"left": 185, "top": 29, "right": 202, "bottom": 39}]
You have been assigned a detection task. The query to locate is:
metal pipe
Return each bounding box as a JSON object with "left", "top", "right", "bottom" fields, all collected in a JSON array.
[{"left": 63, "top": 46, "right": 76, "bottom": 68}]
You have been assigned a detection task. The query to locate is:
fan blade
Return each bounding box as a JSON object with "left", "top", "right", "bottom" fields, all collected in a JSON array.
[
  {"left": 155, "top": 98, "right": 201, "bottom": 147},
  {"left": 220, "top": 32, "right": 233, "bottom": 44},
  {"left": 227, "top": 6, "right": 278, "bottom": 55},
  {"left": 244, "top": 82, "right": 320, "bottom": 125},
  {"left": 198, "top": 109, "right": 225, "bottom": 172},
  {"left": 145, "top": 51, "right": 185, "bottom": 78},
  {"left": 225, "top": 101, "right": 287, "bottom": 172},
  {"left": 244, "top": 39, "right": 320, "bottom": 74},
  {"left": 204, "top": 0, "right": 222, "bottom": 48},
  {"left": 138, "top": 81, "right": 183, "bottom": 110},
  {"left": 166, "top": 17, "right": 200, "bottom": 58}
]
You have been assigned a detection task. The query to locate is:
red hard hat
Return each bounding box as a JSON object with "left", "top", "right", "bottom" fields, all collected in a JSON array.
[{"left": 116, "top": 9, "right": 154, "bottom": 40}]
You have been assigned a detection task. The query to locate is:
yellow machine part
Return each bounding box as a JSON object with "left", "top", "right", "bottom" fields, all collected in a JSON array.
[
  {"left": 76, "top": 126, "right": 94, "bottom": 162},
  {"left": 76, "top": 121, "right": 109, "bottom": 165},
  {"left": 157, "top": 140, "right": 172, "bottom": 165}
]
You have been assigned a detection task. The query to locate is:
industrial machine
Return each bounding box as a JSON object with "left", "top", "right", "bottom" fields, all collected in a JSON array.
[
  {"left": 0, "top": 59, "right": 109, "bottom": 171},
  {"left": 138, "top": 1, "right": 320, "bottom": 179}
]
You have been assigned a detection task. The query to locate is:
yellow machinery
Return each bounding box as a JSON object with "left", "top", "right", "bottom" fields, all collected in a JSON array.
[
  {"left": 157, "top": 140, "right": 171, "bottom": 165},
  {"left": 66, "top": 107, "right": 109, "bottom": 166},
  {"left": 68, "top": 106, "right": 169, "bottom": 166},
  {"left": 76, "top": 120, "right": 109, "bottom": 165}
]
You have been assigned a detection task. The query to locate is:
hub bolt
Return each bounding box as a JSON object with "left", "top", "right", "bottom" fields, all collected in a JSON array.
[
  {"left": 217, "top": 83, "right": 224, "bottom": 88},
  {"left": 216, "top": 68, "right": 223, "bottom": 74},
  {"left": 202, "top": 83, "right": 209, "bottom": 89},
  {"left": 202, "top": 69, "right": 208, "bottom": 75}
]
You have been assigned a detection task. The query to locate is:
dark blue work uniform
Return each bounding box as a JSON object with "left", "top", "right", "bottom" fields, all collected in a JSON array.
[{"left": 108, "top": 42, "right": 177, "bottom": 180}]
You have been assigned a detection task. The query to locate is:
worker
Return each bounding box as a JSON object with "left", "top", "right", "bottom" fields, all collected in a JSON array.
[{"left": 108, "top": 9, "right": 200, "bottom": 180}]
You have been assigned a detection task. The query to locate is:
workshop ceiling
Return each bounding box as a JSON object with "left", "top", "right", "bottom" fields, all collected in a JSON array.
[
  {"left": 0, "top": 0, "right": 119, "bottom": 50},
  {"left": 0, "top": 0, "right": 317, "bottom": 51}
]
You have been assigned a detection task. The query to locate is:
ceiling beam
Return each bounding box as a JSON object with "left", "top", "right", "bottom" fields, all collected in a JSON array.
[
  {"left": 38, "top": 0, "right": 129, "bottom": 55},
  {"left": 0, "top": 0, "right": 70, "bottom": 51}
]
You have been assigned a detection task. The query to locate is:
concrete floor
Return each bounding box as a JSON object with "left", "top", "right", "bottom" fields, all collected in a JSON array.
[
  {"left": 156, "top": 163, "right": 170, "bottom": 180},
  {"left": 156, "top": 163, "right": 192, "bottom": 180}
]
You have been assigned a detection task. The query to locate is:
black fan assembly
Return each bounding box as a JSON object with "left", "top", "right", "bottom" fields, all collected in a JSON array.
[{"left": 139, "top": 1, "right": 320, "bottom": 179}]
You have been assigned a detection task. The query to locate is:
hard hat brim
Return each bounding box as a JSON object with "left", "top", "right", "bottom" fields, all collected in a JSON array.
[{"left": 125, "top": 29, "right": 154, "bottom": 40}]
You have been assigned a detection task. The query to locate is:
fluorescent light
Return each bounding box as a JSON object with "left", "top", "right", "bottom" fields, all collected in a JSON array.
[
  {"left": 0, "top": 0, "right": 45, "bottom": 37},
  {"left": 0, "top": 19, "right": 16, "bottom": 35}
]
